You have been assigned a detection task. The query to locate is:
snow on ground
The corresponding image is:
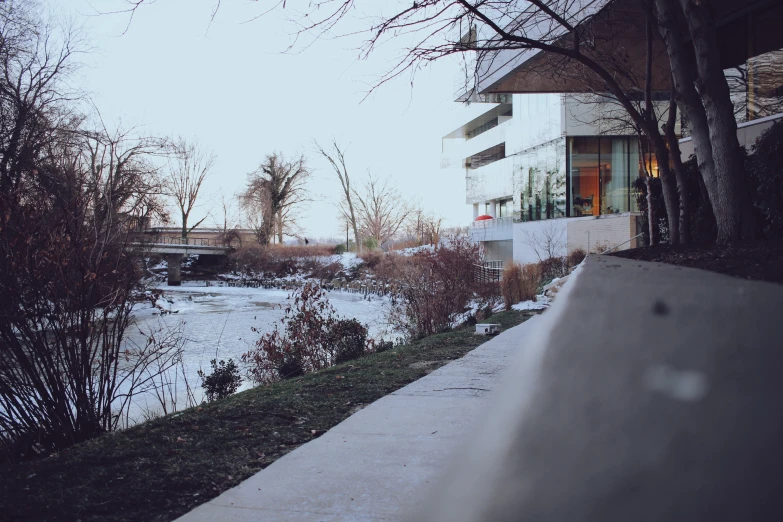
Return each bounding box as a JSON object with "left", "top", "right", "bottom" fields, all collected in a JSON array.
[
  {"left": 333, "top": 252, "right": 362, "bottom": 270},
  {"left": 511, "top": 294, "right": 551, "bottom": 311},
  {"left": 397, "top": 244, "right": 435, "bottom": 256},
  {"left": 122, "top": 284, "right": 390, "bottom": 423}
]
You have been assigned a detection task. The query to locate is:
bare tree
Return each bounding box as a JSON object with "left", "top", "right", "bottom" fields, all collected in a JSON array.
[
  {"left": 354, "top": 174, "right": 412, "bottom": 247},
  {"left": 521, "top": 220, "right": 566, "bottom": 261},
  {"left": 243, "top": 152, "right": 310, "bottom": 245},
  {"left": 163, "top": 137, "right": 215, "bottom": 242},
  {"left": 314, "top": 139, "right": 361, "bottom": 252}
]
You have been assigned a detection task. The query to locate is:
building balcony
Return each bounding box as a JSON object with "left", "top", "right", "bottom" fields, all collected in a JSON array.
[
  {"left": 469, "top": 216, "right": 514, "bottom": 242},
  {"left": 442, "top": 118, "right": 511, "bottom": 168}
]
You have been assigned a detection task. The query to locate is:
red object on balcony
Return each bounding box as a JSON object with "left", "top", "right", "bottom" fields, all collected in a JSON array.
[{"left": 475, "top": 214, "right": 494, "bottom": 221}]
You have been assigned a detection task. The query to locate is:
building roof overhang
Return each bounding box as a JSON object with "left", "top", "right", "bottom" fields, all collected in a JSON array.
[{"left": 463, "top": 0, "right": 783, "bottom": 98}]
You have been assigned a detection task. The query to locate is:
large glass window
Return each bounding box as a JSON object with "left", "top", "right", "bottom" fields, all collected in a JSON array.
[
  {"left": 725, "top": 48, "right": 783, "bottom": 124},
  {"left": 569, "top": 137, "right": 600, "bottom": 216},
  {"left": 568, "top": 137, "right": 639, "bottom": 217}
]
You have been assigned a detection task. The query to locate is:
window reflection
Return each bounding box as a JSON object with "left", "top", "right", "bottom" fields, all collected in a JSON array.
[{"left": 568, "top": 137, "right": 640, "bottom": 217}]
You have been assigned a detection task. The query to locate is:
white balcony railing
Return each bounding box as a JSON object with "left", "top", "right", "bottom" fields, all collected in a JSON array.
[{"left": 469, "top": 216, "right": 514, "bottom": 242}]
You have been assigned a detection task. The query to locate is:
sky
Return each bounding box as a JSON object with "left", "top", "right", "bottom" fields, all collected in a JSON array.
[{"left": 44, "top": 0, "right": 472, "bottom": 241}]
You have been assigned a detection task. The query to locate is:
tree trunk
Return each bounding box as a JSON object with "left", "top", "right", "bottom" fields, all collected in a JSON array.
[
  {"left": 655, "top": 0, "right": 720, "bottom": 237},
  {"left": 645, "top": 175, "right": 657, "bottom": 246},
  {"left": 181, "top": 211, "right": 188, "bottom": 244},
  {"left": 651, "top": 135, "right": 680, "bottom": 246},
  {"left": 677, "top": 0, "right": 757, "bottom": 243},
  {"left": 277, "top": 209, "right": 283, "bottom": 244},
  {"left": 664, "top": 96, "right": 690, "bottom": 244}
]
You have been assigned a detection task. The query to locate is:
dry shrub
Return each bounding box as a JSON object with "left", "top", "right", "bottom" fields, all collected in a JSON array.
[
  {"left": 385, "top": 237, "right": 497, "bottom": 339},
  {"left": 242, "top": 283, "right": 370, "bottom": 383},
  {"left": 567, "top": 247, "right": 587, "bottom": 268},
  {"left": 268, "top": 244, "right": 337, "bottom": 258},
  {"left": 359, "top": 250, "right": 383, "bottom": 270},
  {"left": 501, "top": 262, "right": 541, "bottom": 310},
  {"left": 519, "top": 264, "right": 541, "bottom": 302},
  {"left": 228, "top": 244, "right": 340, "bottom": 277},
  {"left": 227, "top": 244, "right": 268, "bottom": 273},
  {"left": 589, "top": 241, "right": 611, "bottom": 254},
  {"left": 538, "top": 256, "right": 569, "bottom": 283}
]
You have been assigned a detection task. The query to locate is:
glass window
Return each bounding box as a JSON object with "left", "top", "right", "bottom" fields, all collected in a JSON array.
[
  {"left": 569, "top": 137, "right": 638, "bottom": 217},
  {"left": 601, "top": 138, "right": 629, "bottom": 214},
  {"left": 724, "top": 47, "right": 783, "bottom": 124},
  {"left": 629, "top": 139, "right": 642, "bottom": 212},
  {"left": 569, "top": 137, "right": 600, "bottom": 216}
]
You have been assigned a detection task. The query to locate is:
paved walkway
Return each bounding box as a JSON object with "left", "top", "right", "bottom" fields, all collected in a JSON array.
[{"left": 177, "top": 315, "right": 541, "bottom": 521}]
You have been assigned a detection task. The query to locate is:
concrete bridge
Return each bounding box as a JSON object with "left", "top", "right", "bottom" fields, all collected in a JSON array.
[{"left": 131, "top": 236, "right": 233, "bottom": 286}]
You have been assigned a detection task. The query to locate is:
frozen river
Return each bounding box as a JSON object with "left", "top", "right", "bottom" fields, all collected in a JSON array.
[{"left": 121, "top": 283, "right": 390, "bottom": 424}]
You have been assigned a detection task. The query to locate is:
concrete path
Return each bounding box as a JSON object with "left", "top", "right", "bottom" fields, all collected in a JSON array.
[{"left": 176, "top": 315, "right": 541, "bottom": 521}]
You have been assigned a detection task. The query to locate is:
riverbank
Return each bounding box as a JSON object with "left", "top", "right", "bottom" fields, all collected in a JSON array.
[{"left": 0, "top": 310, "right": 531, "bottom": 522}]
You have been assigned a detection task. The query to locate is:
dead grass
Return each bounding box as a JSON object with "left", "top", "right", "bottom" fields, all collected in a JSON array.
[
  {"left": 0, "top": 311, "right": 530, "bottom": 522},
  {"left": 501, "top": 263, "right": 541, "bottom": 309}
]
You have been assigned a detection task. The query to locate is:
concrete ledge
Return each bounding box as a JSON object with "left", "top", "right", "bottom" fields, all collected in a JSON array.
[{"left": 418, "top": 255, "right": 783, "bottom": 521}]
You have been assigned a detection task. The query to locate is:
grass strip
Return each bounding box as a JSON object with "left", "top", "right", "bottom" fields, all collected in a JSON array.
[{"left": 0, "top": 310, "right": 529, "bottom": 522}]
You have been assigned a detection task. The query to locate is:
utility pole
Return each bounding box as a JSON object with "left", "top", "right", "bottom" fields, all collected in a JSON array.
[{"left": 346, "top": 223, "right": 349, "bottom": 252}]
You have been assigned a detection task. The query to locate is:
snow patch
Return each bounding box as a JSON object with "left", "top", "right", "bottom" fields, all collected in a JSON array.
[{"left": 511, "top": 294, "right": 551, "bottom": 311}]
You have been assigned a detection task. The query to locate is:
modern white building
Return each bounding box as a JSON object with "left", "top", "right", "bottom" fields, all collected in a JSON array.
[
  {"left": 443, "top": 0, "right": 783, "bottom": 267},
  {"left": 442, "top": 93, "right": 652, "bottom": 265}
]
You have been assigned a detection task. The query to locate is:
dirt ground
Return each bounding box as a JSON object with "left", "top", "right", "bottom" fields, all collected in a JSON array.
[{"left": 609, "top": 238, "right": 783, "bottom": 285}]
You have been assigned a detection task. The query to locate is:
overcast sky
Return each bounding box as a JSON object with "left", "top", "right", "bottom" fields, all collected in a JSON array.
[{"left": 44, "top": 0, "right": 471, "bottom": 241}]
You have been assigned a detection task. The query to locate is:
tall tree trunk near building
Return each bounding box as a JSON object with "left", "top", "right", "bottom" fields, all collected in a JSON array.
[
  {"left": 664, "top": 95, "right": 690, "bottom": 244},
  {"left": 651, "top": 136, "right": 680, "bottom": 245},
  {"left": 645, "top": 175, "right": 657, "bottom": 246},
  {"left": 677, "top": 0, "right": 757, "bottom": 243},
  {"left": 655, "top": 0, "right": 721, "bottom": 239},
  {"left": 641, "top": 4, "right": 678, "bottom": 246}
]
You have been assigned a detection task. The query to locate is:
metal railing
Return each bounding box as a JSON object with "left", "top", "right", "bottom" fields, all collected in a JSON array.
[
  {"left": 148, "top": 236, "right": 224, "bottom": 247},
  {"left": 474, "top": 261, "right": 504, "bottom": 283},
  {"left": 470, "top": 216, "right": 514, "bottom": 229},
  {"left": 599, "top": 233, "right": 644, "bottom": 254}
]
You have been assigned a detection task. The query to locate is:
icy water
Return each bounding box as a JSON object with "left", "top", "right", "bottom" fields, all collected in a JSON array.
[{"left": 121, "top": 283, "right": 390, "bottom": 424}]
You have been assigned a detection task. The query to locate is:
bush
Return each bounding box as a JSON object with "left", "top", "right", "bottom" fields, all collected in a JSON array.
[
  {"left": 500, "top": 263, "right": 541, "bottom": 310},
  {"left": 331, "top": 319, "right": 368, "bottom": 363},
  {"left": 384, "top": 236, "right": 498, "bottom": 339},
  {"left": 197, "top": 359, "right": 242, "bottom": 402},
  {"left": 373, "top": 340, "right": 394, "bottom": 353},
  {"left": 228, "top": 244, "right": 340, "bottom": 278},
  {"left": 538, "top": 256, "right": 569, "bottom": 283},
  {"left": 748, "top": 120, "right": 783, "bottom": 238},
  {"left": 363, "top": 237, "right": 379, "bottom": 251},
  {"left": 334, "top": 243, "right": 347, "bottom": 254},
  {"left": 359, "top": 250, "right": 383, "bottom": 270},
  {"left": 243, "top": 283, "right": 372, "bottom": 383},
  {"left": 567, "top": 248, "right": 587, "bottom": 268}
]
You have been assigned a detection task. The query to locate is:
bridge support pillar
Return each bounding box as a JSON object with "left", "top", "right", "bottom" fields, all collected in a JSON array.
[{"left": 165, "top": 254, "right": 183, "bottom": 286}]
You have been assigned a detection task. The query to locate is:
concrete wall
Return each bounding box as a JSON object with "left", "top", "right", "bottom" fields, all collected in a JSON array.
[
  {"left": 566, "top": 213, "right": 639, "bottom": 254},
  {"left": 482, "top": 240, "right": 513, "bottom": 263},
  {"left": 512, "top": 218, "right": 569, "bottom": 265},
  {"left": 679, "top": 112, "right": 783, "bottom": 159}
]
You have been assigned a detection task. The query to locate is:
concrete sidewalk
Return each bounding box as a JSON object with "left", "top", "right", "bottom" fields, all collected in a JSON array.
[{"left": 176, "top": 315, "right": 541, "bottom": 521}]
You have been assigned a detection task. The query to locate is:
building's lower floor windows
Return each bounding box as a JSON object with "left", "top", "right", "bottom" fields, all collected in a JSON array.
[{"left": 567, "top": 136, "right": 642, "bottom": 217}]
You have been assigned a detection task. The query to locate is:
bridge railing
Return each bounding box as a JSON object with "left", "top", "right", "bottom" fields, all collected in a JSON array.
[{"left": 137, "top": 236, "right": 225, "bottom": 247}]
